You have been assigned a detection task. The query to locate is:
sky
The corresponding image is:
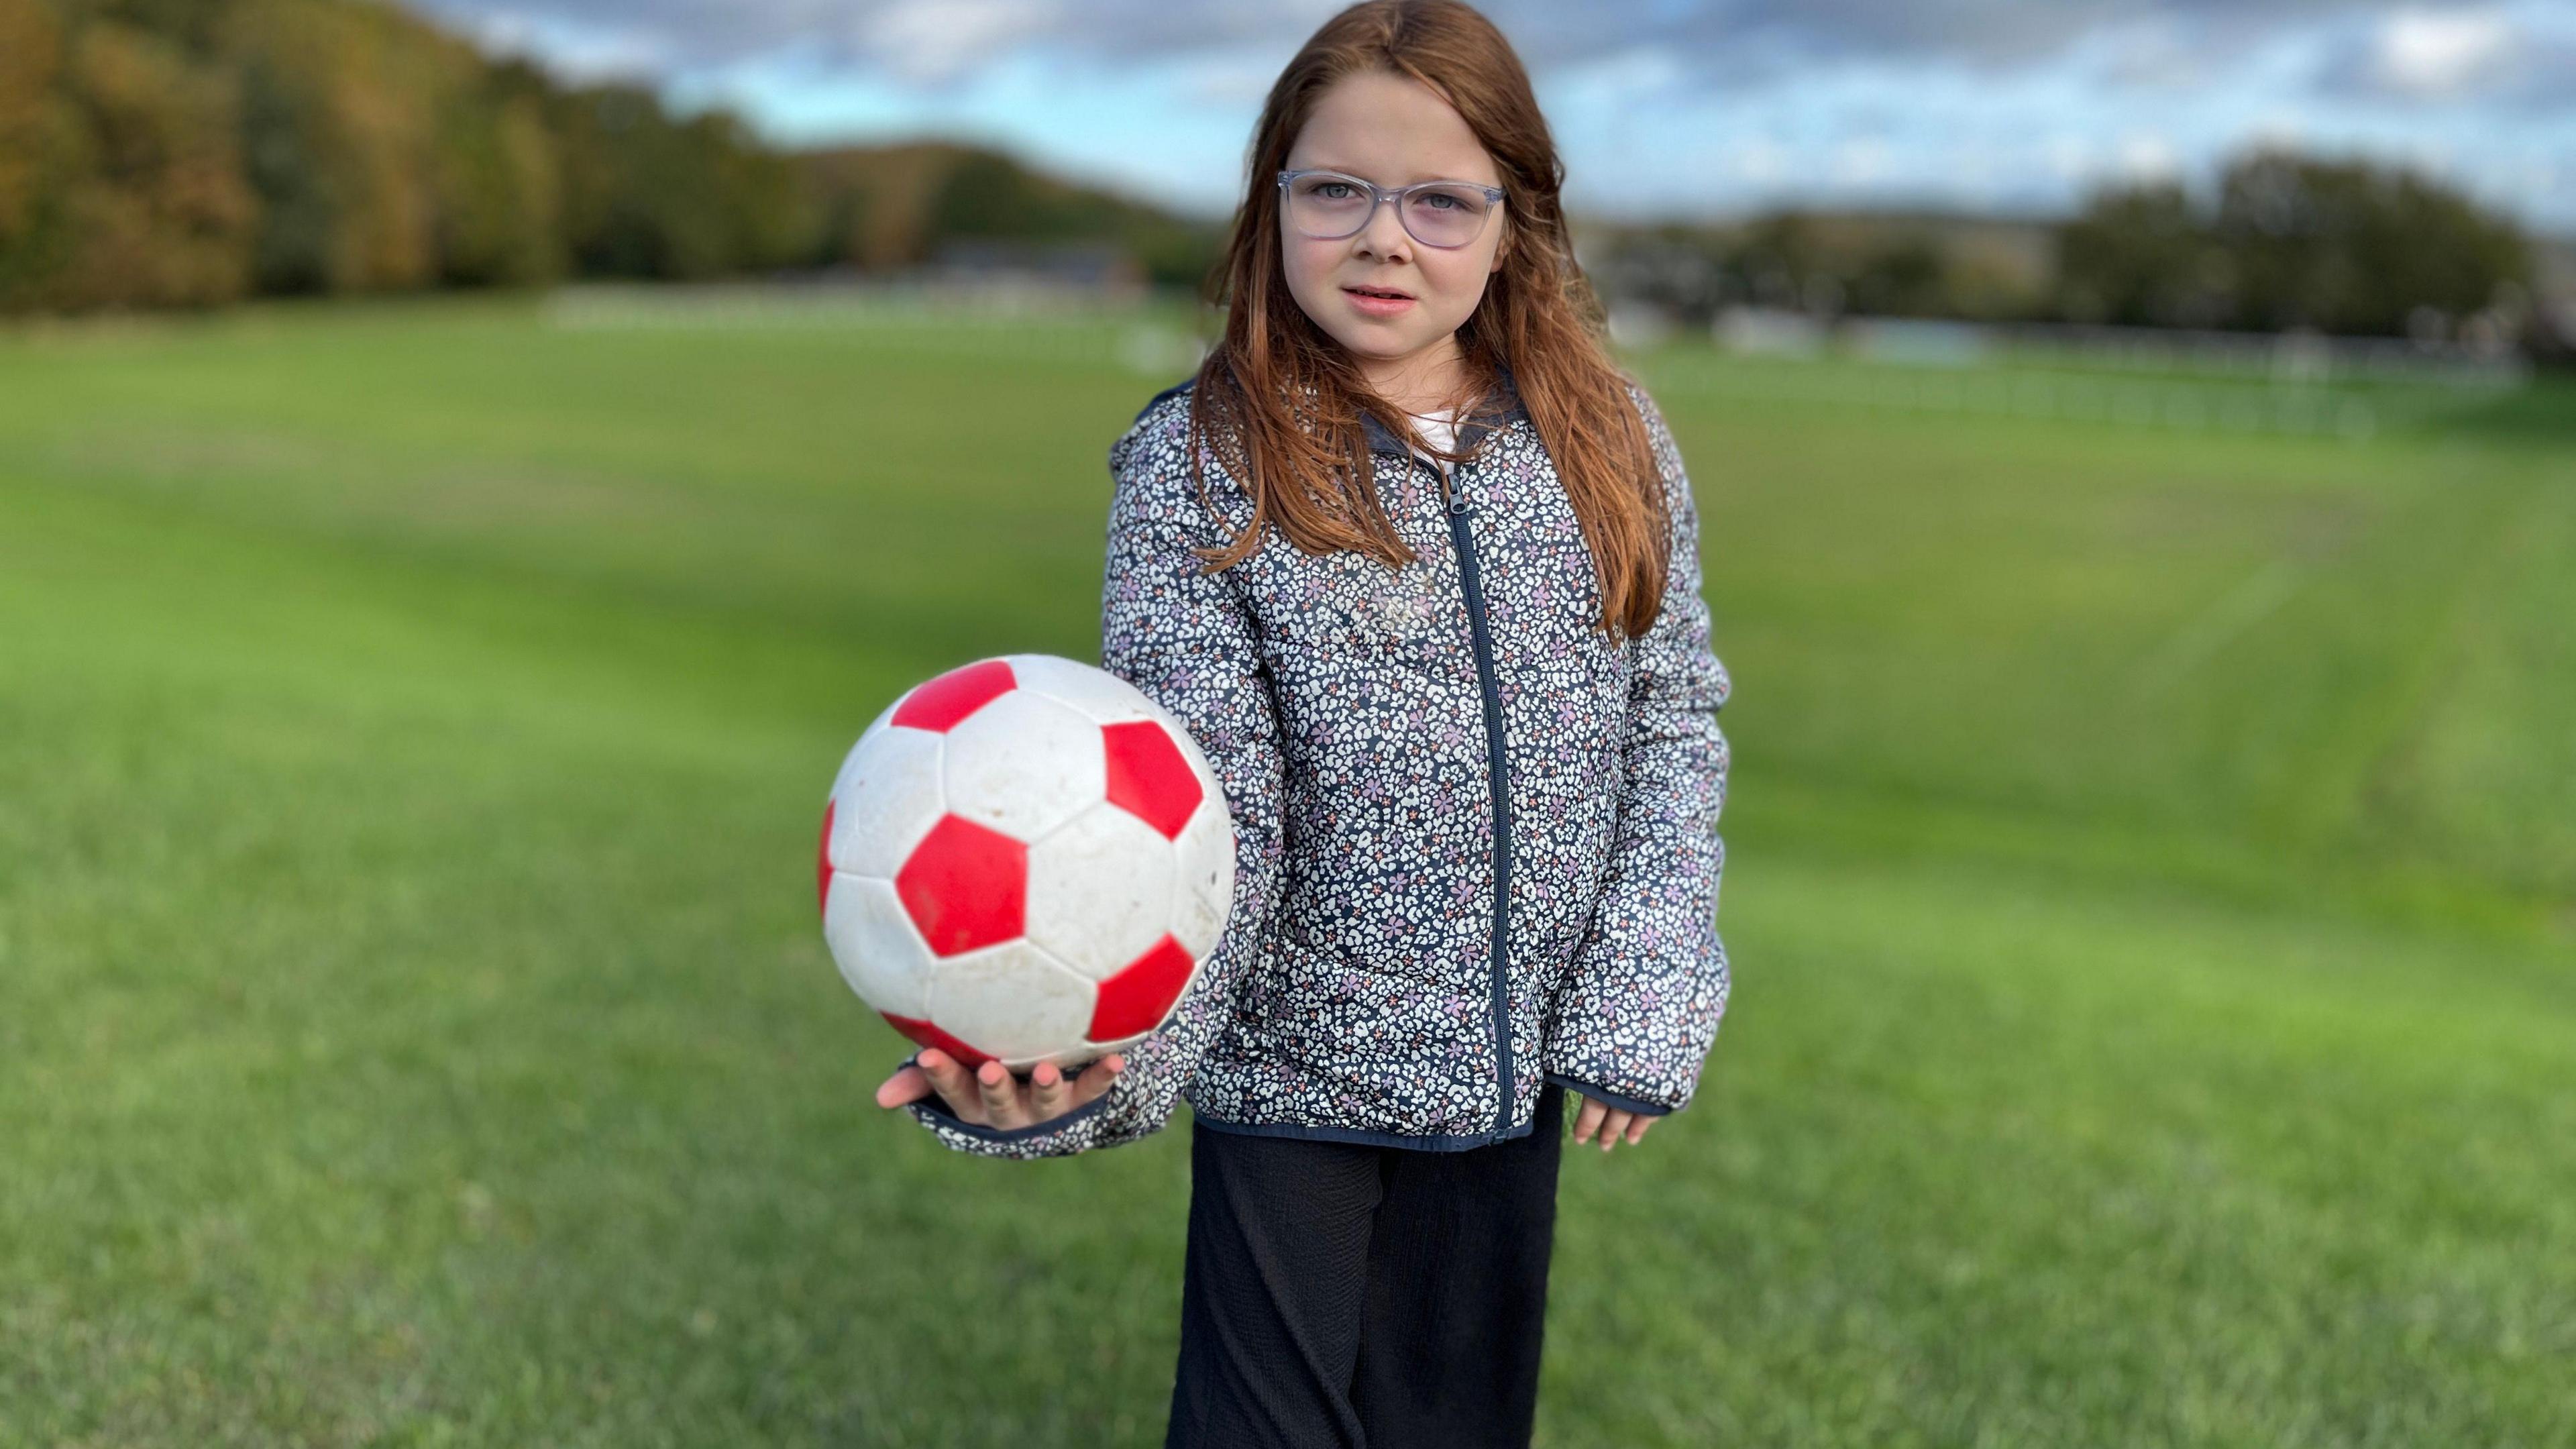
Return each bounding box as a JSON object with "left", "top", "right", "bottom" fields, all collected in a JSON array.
[{"left": 404, "top": 0, "right": 2576, "bottom": 233}]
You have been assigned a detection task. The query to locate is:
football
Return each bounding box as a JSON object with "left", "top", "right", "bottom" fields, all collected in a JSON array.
[{"left": 817, "top": 653, "right": 1237, "bottom": 1070}]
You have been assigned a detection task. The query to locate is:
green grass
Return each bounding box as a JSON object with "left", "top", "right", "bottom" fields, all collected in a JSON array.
[{"left": 1, "top": 295, "right": 2569, "bottom": 1446}]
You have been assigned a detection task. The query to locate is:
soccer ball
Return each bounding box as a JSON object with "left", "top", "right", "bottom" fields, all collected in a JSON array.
[{"left": 817, "top": 653, "right": 1237, "bottom": 1071}]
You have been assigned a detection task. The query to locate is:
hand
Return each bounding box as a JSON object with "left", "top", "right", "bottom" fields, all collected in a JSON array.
[
  {"left": 875, "top": 1048, "right": 1126, "bottom": 1130},
  {"left": 1570, "top": 1093, "right": 1658, "bottom": 1153}
]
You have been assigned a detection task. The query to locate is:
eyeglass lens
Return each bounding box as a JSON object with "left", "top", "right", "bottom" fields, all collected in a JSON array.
[{"left": 1285, "top": 174, "right": 1493, "bottom": 248}]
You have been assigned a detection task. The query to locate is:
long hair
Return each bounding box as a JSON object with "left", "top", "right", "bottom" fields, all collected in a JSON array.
[{"left": 1177, "top": 0, "right": 1669, "bottom": 639}]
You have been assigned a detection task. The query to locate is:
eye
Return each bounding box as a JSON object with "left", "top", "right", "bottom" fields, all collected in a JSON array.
[
  {"left": 1421, "top": 193, "right": 1460, "bottom": 211},
  {"left": 1317, "top": 182, "right": 1356, "bottom": 199}
]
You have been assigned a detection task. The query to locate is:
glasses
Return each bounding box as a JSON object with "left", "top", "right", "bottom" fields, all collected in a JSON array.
[{"left": 1277, "top": 168, "right": 1505, "bottom": 250}]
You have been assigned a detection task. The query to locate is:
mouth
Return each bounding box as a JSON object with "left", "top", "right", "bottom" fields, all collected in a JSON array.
[{"left": 1342, "top": 284, "right": 1415, "bottom": 301}]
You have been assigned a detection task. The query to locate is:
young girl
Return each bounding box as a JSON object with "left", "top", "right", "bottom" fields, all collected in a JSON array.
[{"left": 875, "top": 1, "right": 1731, "bottom": 1441}]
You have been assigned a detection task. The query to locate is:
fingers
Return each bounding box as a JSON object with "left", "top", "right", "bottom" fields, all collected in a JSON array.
[
  {"left": 904, "top": 1049, "right": 1130, "bottom": 1131},
  {"left": 1572, "top": 1093, "right": 1607, "bottom": 1146},
  {"left": 1569, "top": 1093, "right": 1660, "bottom": 1153},
  {"left": 1597, "top": 1107, "right": 1633, "bottom": 1152},
  {"left": 916, "top": 1049, "right": 988, "bottom": 1126},
  {"left": 1028, "top": 1060, "right": 1070, "bottom": 1119},
  {"left": 875, "top": 1063, "right": 931, "bottom": 1109},
  {"left": 977, "top": 1059, "right": 1030, "bottom": 1129},
  {"left": 1071, "top": 1053, "right": 1126, "bottom": 1106}
]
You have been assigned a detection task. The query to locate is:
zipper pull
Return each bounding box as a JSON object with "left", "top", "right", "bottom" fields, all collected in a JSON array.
[{"left": 1437, "top": 460, "right": 1471, "bottom": 516}]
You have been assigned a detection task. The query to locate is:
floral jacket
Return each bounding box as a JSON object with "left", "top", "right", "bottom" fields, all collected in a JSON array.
[{"left": 902, "top": 362, "right": 1732, "bottom": 1159}]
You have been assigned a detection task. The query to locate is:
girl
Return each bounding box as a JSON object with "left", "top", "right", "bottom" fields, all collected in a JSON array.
[{"left": 876, "top": 1, "right": 1731, "bottom": 1442}]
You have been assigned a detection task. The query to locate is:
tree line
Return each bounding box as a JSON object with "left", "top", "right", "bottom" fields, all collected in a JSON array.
[
  {"left": 1587, "top": 150, "right": 2551, "bottom": 354},
  {"left": 0, "top": 0, "right": 1220, "bottom": 313}
]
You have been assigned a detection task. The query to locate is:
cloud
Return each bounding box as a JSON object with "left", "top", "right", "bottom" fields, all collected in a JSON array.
[
  {"left": 2115, "top": 131, "right": 2185, "bottom": 181},
  {"left": 410, "top": 0, "right": 2418, "bottom": 86},
  {"left": 1670, "top": 0, "right": 2349, "bottom": 72},
  {"left": 408, "top": 0, "right": 1331, "bottom": 81},
  {"left": 2368, "top": 6, "right": 2516, "bottom": 95},
  {"left": 2316, "top": 2, "right": 2576, "bottom": 106},
  {"left": 862, "top": 0, "right": 1066, "bottom": 85},
  {"left": 434, "top": 7, "right": 677, "bottom": 80}
]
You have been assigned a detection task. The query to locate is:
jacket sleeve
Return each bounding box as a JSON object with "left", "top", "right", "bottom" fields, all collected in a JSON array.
[
  {"left": 1541, "top": 382, "right": 1732, "bottom": 1118},
  {"left": 900, "top": 394, "right": 1289, "bottom": 1159}
]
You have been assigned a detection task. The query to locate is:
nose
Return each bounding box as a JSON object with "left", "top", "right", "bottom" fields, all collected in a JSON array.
[{"left": 1352, "top": 196, "right": 1413, "bottom": 264}]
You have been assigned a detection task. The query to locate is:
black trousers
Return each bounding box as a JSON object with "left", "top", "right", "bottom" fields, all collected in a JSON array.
[{"left": 1164, "top": 1085, "right": 1566, "bottom": 1448}]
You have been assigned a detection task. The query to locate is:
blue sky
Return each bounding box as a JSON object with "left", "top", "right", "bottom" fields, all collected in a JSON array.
[{"left": 406, "top": 0, "right": 2576, "bottom": 233}]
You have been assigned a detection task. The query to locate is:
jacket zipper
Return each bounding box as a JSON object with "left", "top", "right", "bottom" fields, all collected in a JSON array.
[{"left": 1429, "top": 453, "right": 1517, "bottom": 1134}]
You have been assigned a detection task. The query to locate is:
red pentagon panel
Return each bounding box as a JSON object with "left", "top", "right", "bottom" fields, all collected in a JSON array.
[
  {"left": 816, "top": 800, "right": 837, "bottom": 916},
  {"left": 894, "top": 813, "right": 1027, "bottom": 956},
  {"left": 890, "top": 659, "right": 1017, "bottom": 733},
  {"left": 1102, "top": 719, "right": 1203, "bottom": 840},
  {"left": 1089, "top": 934, "right": 1197, "bottom": 1041},
  {"left": 882, "top": 1012, "right": 994, "bottom": 1069}
]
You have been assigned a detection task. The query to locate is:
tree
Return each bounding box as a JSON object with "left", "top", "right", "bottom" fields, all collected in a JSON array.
[
  {"left": 41, "top": 19, "right": 261, "bottom": 309},
  {"left": 0, "top": 0, "right": 76, "bottom": 306},
  {"left": 2057, "top": 182, "right": 2233, "bottom": 328},
  {"left": 2057, "top": 150, "right": 2530, "bottom": 337},
  {"left": 2214, "top": 150, "right": 2528, "bottom": 335}
]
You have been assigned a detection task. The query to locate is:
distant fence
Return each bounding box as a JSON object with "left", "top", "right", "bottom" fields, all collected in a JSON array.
[
  {"left": 1671, "top": 307, "right": 2531, "bottom": 442},
  {"left": 1649, "top": 354, "right": 2395, "bottom": 441},
  {"left": 547, "top": 276, "right": 1147, "bottom": 325},
  {"left": 1708, "top": 307, "right": 2529, "bottom": 386}
]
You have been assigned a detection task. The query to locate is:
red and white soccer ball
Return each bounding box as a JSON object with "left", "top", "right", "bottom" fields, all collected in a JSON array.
[{"left": 817, "top": 653, "right": 1236, "bottom": 1071}]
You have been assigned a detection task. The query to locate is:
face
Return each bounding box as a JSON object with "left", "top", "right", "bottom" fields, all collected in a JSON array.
[{"left": 1279, "top": 70, "right": 1509, "bottom": 399}]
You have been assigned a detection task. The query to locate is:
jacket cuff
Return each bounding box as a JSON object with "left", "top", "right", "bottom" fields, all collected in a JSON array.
[
  {"left": 894, "top": 1055, "right": 1126, "bottom": 1159},
  {"left": 1544, "top": 1071, "right": 1675, "bottom": 1117}
]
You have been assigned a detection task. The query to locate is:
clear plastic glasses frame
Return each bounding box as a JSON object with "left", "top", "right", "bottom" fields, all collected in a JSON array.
[{"left": 1277, "top": 168, "right": 1506, "bottom": 249}]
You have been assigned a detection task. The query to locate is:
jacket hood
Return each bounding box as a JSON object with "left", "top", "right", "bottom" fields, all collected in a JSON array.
[
  {"left": 1136, "top": 358, "right": 1530, "bottom": 461},
  {"left": 1356, "top": 358, "right": 1528, "bottom": 459}
]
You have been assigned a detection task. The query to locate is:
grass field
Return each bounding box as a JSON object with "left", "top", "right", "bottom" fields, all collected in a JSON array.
[{"left": 1, "top": 296, "right": 2569, "bottom": 1446}]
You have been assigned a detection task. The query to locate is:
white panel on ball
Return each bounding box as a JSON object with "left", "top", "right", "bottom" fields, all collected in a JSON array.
[
  {"left": 928, "top": 940, "right": 1099, "bottom": 1067},
  {"left": 1004, "top": 653, "right": 1157, "bottom": 724},
  {"left": 830, "top": 696, "right": 908, "bottom": 807},
  {"left": 820, "top": 873, "right": 934, "bottom": 1019},
  {"left": 943, "top": 688, "right": 1107, "bottom": 841},
  {"left": 849, "top": 694, "right": 902, "bottom": 756},
  {"left": 828, "top": 726, "right": 945, "bottom": 879},
  {"left": 1026, "top": 800, "right": 1177, "bottom": 981},
  {"left": 1169, "top": 796, "right": 1237, "bottom": 959}
]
